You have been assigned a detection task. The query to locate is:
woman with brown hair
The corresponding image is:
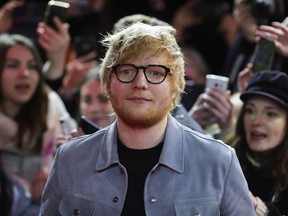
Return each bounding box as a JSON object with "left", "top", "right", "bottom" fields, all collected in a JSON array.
[
  {"left": 231, "top": 70, "right": 288, "bottom": 215},
  {"left": 0, "top": 33, "right": 76, "bottom": 208}
]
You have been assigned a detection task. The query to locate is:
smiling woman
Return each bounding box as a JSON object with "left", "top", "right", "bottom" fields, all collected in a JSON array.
[{"left": 230, "top": 70, "right": 288, "bottom": 215}]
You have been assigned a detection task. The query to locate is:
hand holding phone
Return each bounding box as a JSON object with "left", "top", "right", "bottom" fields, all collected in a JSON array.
[
  {"left": 251, "top": 38, "right": 275, "bottom": 73},
  {"left": 44, "top": 0, "right": 70, "bottom": 30}
]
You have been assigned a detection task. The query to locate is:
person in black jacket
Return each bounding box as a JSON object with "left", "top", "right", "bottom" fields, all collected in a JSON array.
[{"left": 231, "top": 70, "right": 288, "bottom": 215}]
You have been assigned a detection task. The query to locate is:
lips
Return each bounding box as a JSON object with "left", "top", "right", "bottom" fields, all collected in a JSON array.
[
  {"left": 15, "top": 83, "right": 30, "bottom": 91},
  {"left": 250, "top": 131, "right": 267, "bottom": 139},
  {"left": 129, "top": 97, "right": 149, "bottom": 101},
  {"left": 127, "top": 95, "right": 152, "bottom": 101}
]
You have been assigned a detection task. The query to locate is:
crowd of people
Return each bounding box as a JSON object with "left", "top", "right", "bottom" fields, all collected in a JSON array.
[{"left": 0, "top": 0, "right": 287, "bottom": 215}]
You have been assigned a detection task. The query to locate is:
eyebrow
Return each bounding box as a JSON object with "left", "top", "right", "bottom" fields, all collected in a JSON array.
[
  {"left": 6, "top": 58, "right": 36, "bottom": 62},
  {"left": 246, "top": 102, "right": 282, "bottom": 111}
]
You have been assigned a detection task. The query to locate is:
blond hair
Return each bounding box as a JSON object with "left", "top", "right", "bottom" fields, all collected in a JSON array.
[{"left": 99, "top": 23, "right": 185, "bottom": 109}]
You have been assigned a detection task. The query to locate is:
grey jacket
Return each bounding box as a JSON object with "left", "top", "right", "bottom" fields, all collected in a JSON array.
[
  {"left": 40, "top": 115, "right": 255, "bottom": 216},
  {"left": 172, "top": 104, "right": 204, "bottom": 133}
]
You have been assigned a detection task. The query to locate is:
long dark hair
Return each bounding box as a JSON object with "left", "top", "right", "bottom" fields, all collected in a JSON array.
[
  {"left": 231, "top": 101, "right": 288, "bottom": 193},
  {"left": 0, "top": 34, "right": 48, "bottom": 153}
]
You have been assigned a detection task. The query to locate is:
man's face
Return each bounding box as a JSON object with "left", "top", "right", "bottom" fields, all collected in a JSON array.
[{"left": 109, "top": 54, "right": 176, "bottom": 128}]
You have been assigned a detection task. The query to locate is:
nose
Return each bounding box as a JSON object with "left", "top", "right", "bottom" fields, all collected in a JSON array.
[
  {"left": 250, "top": 113, "right": 263, "bottom": 126},
  {"left": 18, "top": 66, "right": 30, "bottom": 77},
  {"left": 87, "top": 99, "right": 101, "bottom": 113},
  {"left": 131, "top": 69, "right": 148, "bottom": 89}
]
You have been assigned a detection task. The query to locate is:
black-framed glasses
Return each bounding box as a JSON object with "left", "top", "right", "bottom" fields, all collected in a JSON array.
[{"left": 112, "top": 64, "right": 171, "bottom": 84}]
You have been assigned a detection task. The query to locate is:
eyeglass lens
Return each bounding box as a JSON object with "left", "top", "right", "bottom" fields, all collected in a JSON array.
[{"left": 113, "top": 64, "right": 169, "bottom": 84}]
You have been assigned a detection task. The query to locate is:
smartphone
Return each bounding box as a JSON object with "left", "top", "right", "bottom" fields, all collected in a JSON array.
[
  {"left": 251, "top": 38, "right": 275, "bottom": 73},
  {"left": 79, "top": 115, "right": 100, "bottom": 134},
  {"left": 44, "top": 0, "right": 70, "bottom": 30},
  {"left": 205, "top": 74, "right": 229, "bottom": 92}
]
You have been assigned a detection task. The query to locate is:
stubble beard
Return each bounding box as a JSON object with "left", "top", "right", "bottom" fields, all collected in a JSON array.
[{"left": 110, "top": 97, "right": 172, "bottom": 129}]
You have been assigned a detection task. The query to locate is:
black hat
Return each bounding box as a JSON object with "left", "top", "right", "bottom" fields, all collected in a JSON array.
[{"left": 240, "top": 70, "right": 288, "bottom": 109}]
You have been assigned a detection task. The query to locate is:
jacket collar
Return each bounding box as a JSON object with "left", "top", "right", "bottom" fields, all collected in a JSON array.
[{"left": 95, "top": 115, "right": 184, "bottom": 174}]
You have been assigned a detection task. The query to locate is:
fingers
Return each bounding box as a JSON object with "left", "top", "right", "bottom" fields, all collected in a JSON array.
[
  {"left": 249, "top": 191, "right": 257, "bottom": 207},
  {"left": 55, "top": 135, "right": 70, "bottom": 148},
  {"left": 271, "top": 22, "right": 288, "bottom": 44},
  {"left": 190, "top": 106, "right": 214, "bottom": 128},
  {"left": 71, "top": 128, "right": 84, "bottom": 137},
  {"left": 55, "top": 128, "right": 84, "bottom": 148},
  {"left": 271, "top": 21, "right": 288, "bottom": 34},
  {"left": 53, "top": 16, "right": 69, "bottom": 33},
  {"left": 237, "top": 63, "right": 252, "bottom": 93},
  {"left": 255, "top": 22, "right": 288, "bottom": 59},
  {"left": 190, "top": 88, "right": 233, "bottom": 129},
  {"left": 201, "top": 89, "right": 233, "bottom": 127},
  {"left": 258, "top": 24, "right": 284, "bottom": 38},
  {"left": 257, "top": 23, "right": 288, "bottom": 45},
  {"left": 37, "top": 17, "right": 70, "bottom": 53},
  {"left": 77, "top": 51, "right": 98, "bottom": 62},
  {"left": 64, "top": 55, "right": 98, "bottom": 89},
  {"left": 4, "top": 0, "right": 24, "bottom": 12},
  {"left": 189, "top": 93, "right": 217, "bottom": 127}
]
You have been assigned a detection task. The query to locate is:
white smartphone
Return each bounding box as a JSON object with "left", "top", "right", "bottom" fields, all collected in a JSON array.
[{"left": 205, "top": 74, "right": 229, "bottom": 92}]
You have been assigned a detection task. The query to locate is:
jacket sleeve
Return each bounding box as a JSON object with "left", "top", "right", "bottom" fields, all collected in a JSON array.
[
  {"left": 220, "top": 148, "right": 256, "bottom": 216},
  {"left": 39, "top": 148, "right": 63, "bottom": 216}
]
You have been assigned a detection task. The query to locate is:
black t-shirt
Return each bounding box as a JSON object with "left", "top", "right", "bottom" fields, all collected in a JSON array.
[{"left": 118, "top": 138, "right": 163, "bottom": 216}]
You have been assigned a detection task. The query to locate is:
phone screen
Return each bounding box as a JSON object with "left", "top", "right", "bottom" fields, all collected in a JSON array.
[{"left": 252, "top": 38, "right": 275, "bottom": 73}]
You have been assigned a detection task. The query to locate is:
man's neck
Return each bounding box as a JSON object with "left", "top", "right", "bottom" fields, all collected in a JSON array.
[{"left": 116, "top": 116, "right": 167, "bottom": 149}]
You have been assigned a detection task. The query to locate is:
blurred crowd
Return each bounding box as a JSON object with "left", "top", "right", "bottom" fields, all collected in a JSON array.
[{"left": 0, "top": 0, "right": 288, "bottom": 215}]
